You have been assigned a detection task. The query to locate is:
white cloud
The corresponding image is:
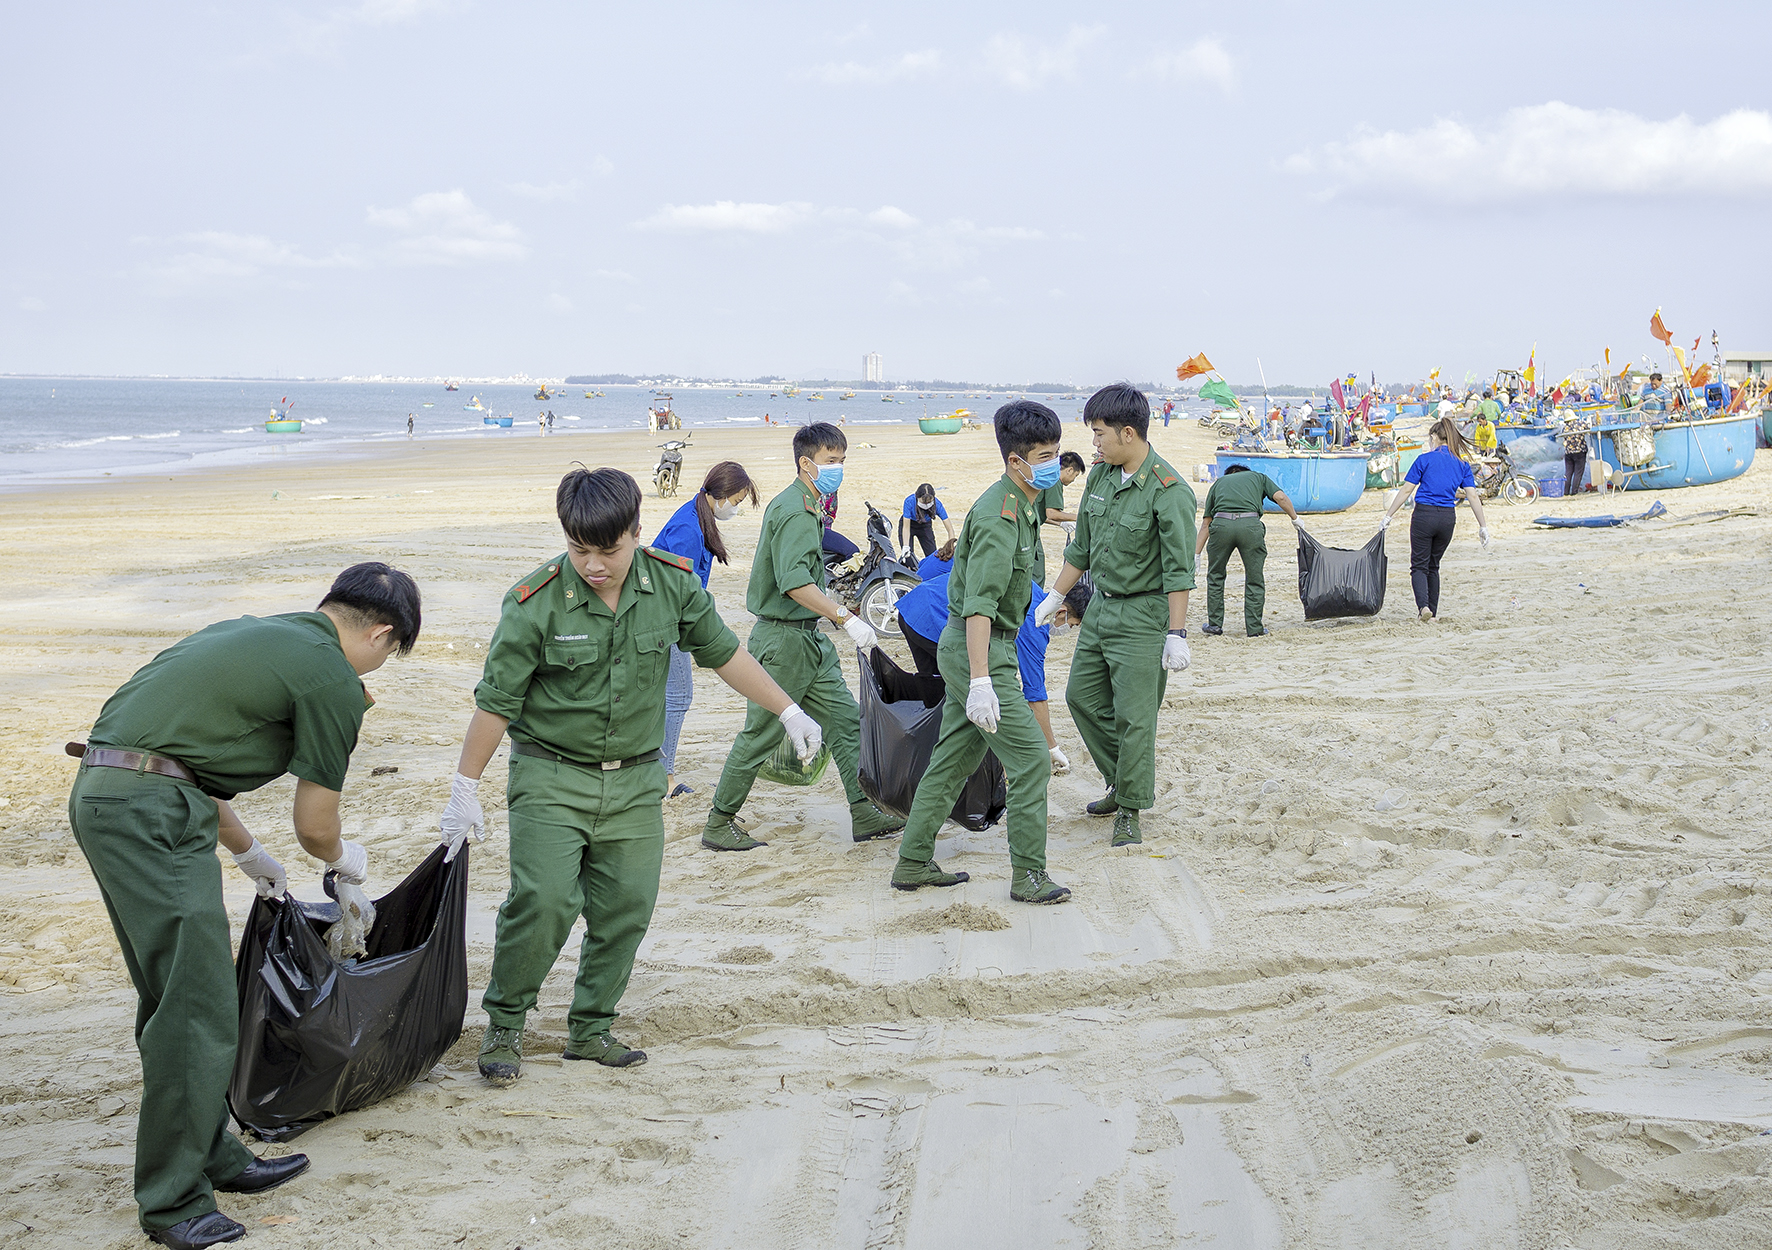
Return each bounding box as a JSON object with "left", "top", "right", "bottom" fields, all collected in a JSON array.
[
  {"left": 866, "top": 206, "right": 920, "bottom": 230},
  {"left": 1140, "top": 38, "right": 1235, "bottom": 91},
  {"left": 507, "top": 179, "right": 580, "bottom": 202},
  {"left": 809, "top": 49, "right": 942, "bottom": 86},
  {"left": 144, "top": 231, "right": 361, "bottom": 285},
  {"left": 638, "top": 201, "right": 817, "bottom": 233},
  {"left": 983, "top": 25, "right": 1105, "bottom": 89},
  {"left": 367, "top": 190, "right": 526, "bottom": 263},
  {"left": 1287, "top": 103, "right": 1772, "bottom": 201}
]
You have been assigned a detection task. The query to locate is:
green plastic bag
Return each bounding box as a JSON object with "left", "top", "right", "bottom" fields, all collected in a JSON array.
[{"left": 757, "top": 734, "right": 830, "bottom": 787}]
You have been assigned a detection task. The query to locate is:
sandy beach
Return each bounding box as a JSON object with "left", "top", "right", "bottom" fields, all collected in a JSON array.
[{"left": 3, "top": 419, "right": 1770, "bottom": 1249}]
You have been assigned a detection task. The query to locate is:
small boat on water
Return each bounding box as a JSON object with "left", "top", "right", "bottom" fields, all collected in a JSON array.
[
  {"left": 881, "top": 394, "right": 895, "bottom": 402},
  {"left": 840, "top": 390, "right": 856, "bottom": 400},
  {"left": 464, "top": 395, "right": 486, "bottom": 411},
  {"left": 535, "top": 385, "right": 553, "bottom": 401},
  {"left": 1213, "top": 449, "right": 1369, "bottom": 513},
  {"left": 919, "top": 416, "right": 963, "bottom": 435},
  {"left": 265, "top": 397, "right": 301, "bottom": 432},
  {"left": 483, "top": 415, "right": 514, "bottom": 428},
  {"left": 444, "top": 382, "right": 459, "bottom": 391}
]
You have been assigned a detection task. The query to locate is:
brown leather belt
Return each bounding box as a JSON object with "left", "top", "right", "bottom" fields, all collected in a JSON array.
[{"left": 66, "top": 742, "right": 198, "bottom": 785}]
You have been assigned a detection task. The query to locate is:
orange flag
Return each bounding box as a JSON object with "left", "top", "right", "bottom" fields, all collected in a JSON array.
[
  {"left": 1175, "top": 352, "right": 1214, "bottom": 381},
  {"left": 1650, "top": 309, "right": 1673, "bottom": 345},
  {"left": 1689, "top": 363, "right": 1712, "bottom": 387}
]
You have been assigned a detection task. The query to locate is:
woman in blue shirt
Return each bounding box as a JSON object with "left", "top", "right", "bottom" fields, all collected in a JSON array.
[
  {"left": 652, "top": 461, "right": 760, "bottom": 797},
  {"left": 1379, "top": 418, "right": 1491, "bottom": 622}
]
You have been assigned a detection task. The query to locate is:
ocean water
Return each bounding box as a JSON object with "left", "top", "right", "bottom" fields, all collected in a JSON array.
[{"left": 0, "top": 379, "right": 1103, "bottom": 488}]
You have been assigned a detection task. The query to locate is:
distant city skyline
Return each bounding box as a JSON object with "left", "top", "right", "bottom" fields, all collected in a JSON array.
[
  {"left": 864, "top": 352, "right": 884, "bottom": 382},
  {"left": 4, "top": 3, "right": 1769, "bottom": 386}
]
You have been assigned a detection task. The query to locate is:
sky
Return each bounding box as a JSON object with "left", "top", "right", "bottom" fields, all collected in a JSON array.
[{"left": 4, "top": 1, "right": 1770, "bottom": 385}]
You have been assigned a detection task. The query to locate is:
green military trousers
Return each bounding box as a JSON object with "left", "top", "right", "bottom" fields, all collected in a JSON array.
[
  {"left": 1206, "top": 517, "right": 1268, "bottom": 633},
  {"left": 1064, "top": 593, "right": 1169, "bottom": 811},
  {"left": 897, "top": 624, "right": 1050, "bottom": 873},
  {"left": 67, "top": 764, "right": 255, "bottom": 1232},
  {"left": 483, "top": 751, "right": 666, "bottom": 1047},
  {"left": 710, "top": 620, "right": 864, "bottom": 816}
]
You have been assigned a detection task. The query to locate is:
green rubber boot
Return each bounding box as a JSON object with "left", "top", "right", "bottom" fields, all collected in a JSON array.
[
  {"left": 478, "top": 1024, "right": 523, "bottom": 1085},
  {"left": 565, "top": 1032, "right": 648, "bottom": 1068},
  {"left": 851, "top": 799, "right": 907, "bottom": 842},
  {"left": 1111, "top": 808, "right": 1142, "bottom": 847},
  {"left": 890, "top": 859, "right": 971, "bottom": 891},
  {"left": 1086, "top": 788, "right": 1119, "bottom": 817},
  {"left": 703, "top": 809, "right": 766, "bottom": 851},
  {"left": 1011, "top": 870, "right": 1072, "bottom": 905}
]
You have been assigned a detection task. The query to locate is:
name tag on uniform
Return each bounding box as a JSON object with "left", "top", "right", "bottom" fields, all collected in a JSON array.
[{"left": 554, "top": 633, "right": 589, "bottom": 641}]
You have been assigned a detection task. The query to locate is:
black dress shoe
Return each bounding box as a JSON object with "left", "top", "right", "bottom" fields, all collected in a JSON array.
[
  {"left": 1200, "top": 623, "right": 1224, "bottom": 635},
  {"left": 147, "top": 1211, "right": 245, "bottom": 1248},
  {"left": 215, "top": 1152, "right": 310, "bottom": 1194}
]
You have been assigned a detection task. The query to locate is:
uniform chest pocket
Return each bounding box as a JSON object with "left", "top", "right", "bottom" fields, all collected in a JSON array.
[
  {"left": 543, "top": 642, "right": 601, "bottom": 699},
  {"left": 633, "top": 629, "right": 674, "bottom": 686}
]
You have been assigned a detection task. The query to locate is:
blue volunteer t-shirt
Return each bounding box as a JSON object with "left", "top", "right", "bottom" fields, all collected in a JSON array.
[
  {"left": 653, "top": 497, "right": 716, "bottom": 587},
  {"left": 1404, "top": 446, "right": 1477, "bottom": 508},
  {"left": 916, "top": 552, "right": 952, "bottom": 580},
  {"left": 894, "top": 572, "right": 1050, "bottom": 698},
  {"left": 902, "top": 493, "right": 948, "bottom": 522}
]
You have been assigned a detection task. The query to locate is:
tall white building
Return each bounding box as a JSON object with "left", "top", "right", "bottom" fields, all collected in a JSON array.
[{"left": 864, "top": 351, "right": 883, "bottom": 383}]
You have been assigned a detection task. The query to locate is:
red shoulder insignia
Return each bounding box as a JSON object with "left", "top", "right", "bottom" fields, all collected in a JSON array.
[
  {"left": 644, "top": 546, "right": 694, "bottom": 574},
  {"left": 362, "top": 685, "right": 376, "bottom": 709},
  {"left": 515, "top": 561, "right": 561, "bottom": 603}
]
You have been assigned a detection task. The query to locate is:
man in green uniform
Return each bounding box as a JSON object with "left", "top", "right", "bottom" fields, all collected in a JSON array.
[
  {"left": 1041, "top": 450, "right": 1087, "bottom": 529},
  {"left": 1036, "top": 384, "right": 1197, "bottom": 848},
  {"left": 700, "top": 421, "right": 906, "bottom": 851},
  {"left": 444, "top": 468, "right": 817, "bottom": 1085},
  {"left": 67, "top": 563, "right": 420, "bottom": 1249},
  {"left": 891, "top": 401, "right": 1071, "bottom": 904},
  {"left": 1195, "top": 464, "right": 1301, "bottom": 637}
]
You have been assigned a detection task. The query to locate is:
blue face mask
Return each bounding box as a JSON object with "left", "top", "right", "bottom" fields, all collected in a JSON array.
[
  {"left": 1027, "top": 455, "right": 1062, "bottom": 490},
  {"left": 810, "top": 463, "right": 844, "bottom": 495}
]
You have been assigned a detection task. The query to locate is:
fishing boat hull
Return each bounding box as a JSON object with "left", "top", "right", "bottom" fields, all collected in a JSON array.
[
  {"left": 1495, "top": 422, "right": 1554, "bottom": 447},
  {"left": 264, "top": 420, "right": 302, "bottom": 433},
  {"left": 1592, "top": 413, "right": 1757, "bottom": 490},
  {"left": 1214, "top": 450, "right": 1368, "bottom": 513},
  {"left": 483, "top": 416, "right": 513, "bottom": 427},
  {"left": 919, "top": 417, "right": 963, "bottom": 435}
]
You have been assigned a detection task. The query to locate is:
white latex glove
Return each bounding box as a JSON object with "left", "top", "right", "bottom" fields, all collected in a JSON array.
[
  {"left": 1033, "top": 588, "right": 1064, "bottom": 628},
  {"left": 1162, "top": 633, "right": 1192, "bottom": 672},
  {"left": 1479, "top": 526, "right": 1492, "bottom": 550},
  {"left": 1049, "top": 745, "right": 1070, "bottom": 775},
  {"left": 1059, "top": 521, "right": 1076, "bottom": 539},
  {"left": 1289, "top": 515, "right": 1303, "bottom": 528},
  {"left": 325, "top": 839, "right": 368, "bottom": 886},
  {"left": 1379, "top": 514, "right": 1392, "bottom": 532},
  {"left": 842, "top": 613, "right": 878, "bottom": 651},
  {"left": 230, "top": 839, "right": 287, "bottom": 899},
  {"left": 965, "top": 676, "right": 1001, "bottom": 733},
  {"left": 778, "top": 702, "right": 824, "bottom": 762},
  {"left": 439, "top": 772, "right": 485, "bottom": 862}
]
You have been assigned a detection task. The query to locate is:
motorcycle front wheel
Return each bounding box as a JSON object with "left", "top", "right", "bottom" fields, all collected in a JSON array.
[{"left": 857, "top": 575, "right": 919, "bottom": 638}]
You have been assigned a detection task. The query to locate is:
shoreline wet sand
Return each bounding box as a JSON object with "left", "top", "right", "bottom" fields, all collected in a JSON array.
[{"left": 3, "top": 422, "right": 1771, "bottom": 1248}]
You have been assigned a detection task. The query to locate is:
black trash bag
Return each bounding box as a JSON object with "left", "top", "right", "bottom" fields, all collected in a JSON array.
[
  {"left": 229, "top": 843, "right": 469, "bottom": 1141},
  {"left": 1296, "top": 528, "right": 1387, "bottom": 620},
  {"left": 857, "top": 647, "right": 1006, "bottom": 831}
]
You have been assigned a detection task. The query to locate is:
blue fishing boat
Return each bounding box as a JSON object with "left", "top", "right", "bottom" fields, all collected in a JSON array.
[
  {"left": 482, "top": 415, "right": 514, "bottom": 428},
  {"left": 1590, "top": 413, "right": 1757, "bottom": 490},
  {"left": 1213, "top": 450, "right": 1369, "bottom": 513}
]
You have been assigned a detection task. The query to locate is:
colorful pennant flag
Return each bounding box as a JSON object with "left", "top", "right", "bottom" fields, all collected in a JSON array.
[
  {"left": 1650, "top": 309, "right": 1673, "bottom": 346},
  {"left": 1175, "top": 353, "right": 1214, "bottom": 381},
  {"left": 1198, "top": 378, "right": 1239, "bottom": 410}
]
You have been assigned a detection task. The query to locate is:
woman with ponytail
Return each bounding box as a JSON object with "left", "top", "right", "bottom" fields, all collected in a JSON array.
[
  {"left": 653, "top": 461, "right": 760, "bottom": 796},
  {"left": 1378, "top": 416, "right": 1490, "bottom": 622}
]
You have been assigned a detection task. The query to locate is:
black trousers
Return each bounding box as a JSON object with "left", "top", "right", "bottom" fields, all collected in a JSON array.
[
  {"left": 904, "top": 519, "right": 937, "bottom": 558},
  {"left": 880, "top": 623, "right": 944, "bottom": 707},
  {"left": 1409, "top": 504, "right": 1457, "bottom": 614},
  {"left": 1563, "top": 452, "right": 1587, "bottom": 498}
]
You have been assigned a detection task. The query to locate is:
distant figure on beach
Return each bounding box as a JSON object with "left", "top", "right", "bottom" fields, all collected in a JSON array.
[
  {"left": 1639, "top": 372, "right": 1671, "bottom": 416},
  {"left": 407, "top": 413, "right": 414, "bottom": 438},
  {"left": 1195, "top": 464, "right": 1300, "bottom": 638},
  {"left": 1378, "top": 416, "right": 1491, "bottom": 623},
  {"left": 899, "top": 483, "right": 955, "bottom": 559},
  {"left": 546, "top": 410, "right": 555, "bottom": 434},
  {"left": 1560, "top": 410, "right": 1591, "bottom": 497},
  {"left": 1161, "top": 399, "right": 1174, "bottom": 427}
]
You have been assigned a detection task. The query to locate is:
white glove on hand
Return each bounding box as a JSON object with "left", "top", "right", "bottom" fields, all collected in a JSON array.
[
  {"left": 779, "top": 702, "right": 824, "bottom": 762},
  {"left": 842, "top": 613, "right": 878, "bottom": 651},
  {"left": 1060, "top": 521, "right": 1076, "bottom": 539},
  {"left": 965, "top": 676, "right": 1001, "bottom": 733},
  {"left": 1033, "top": 588, "right": 1064, "bottom": 628},
  {"left": 1379, "top": 514, "right": 1392, "bottom": 532},
  {"left": 1050, "top": 745, "right": 1070, "bottom": 775},
  {"left": 231, "top": 839, "right": 287, "bottom": 898},
  {"left": 1479, "top": 526, "right": 1492, "bottom": 550},
  {"left": 1162, "top": 633, "right": 1192, "bottom": 672},
  {"left": 1289, "top": 515, "right": 1303, "bottom": 528},
  {"left": 439, "top": 772, "right": 485, "bottom": 862},
  {"left": 325, "top": 839, "right": 368, "bottom": 886}
]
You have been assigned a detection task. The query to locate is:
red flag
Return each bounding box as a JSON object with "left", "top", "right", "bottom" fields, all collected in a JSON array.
[
  {"left": 1175, "top": 352, "right": 1214, "bottom": 381},
  {"left": 1650, "top": 310, "right": 1672, "bottom": 345},
  {"left": 1689, "top": 363, "right": 1712, "bottom": 387},
  {"left": 1329, "top": 378, "right": 1345, "bottom": 410}
]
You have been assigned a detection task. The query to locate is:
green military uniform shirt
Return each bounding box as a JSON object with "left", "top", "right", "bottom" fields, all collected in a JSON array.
[
  {"left": 950, "top": 475, "right": 1045, "bottom": 632},
  {"left": 746, "top": 478, "right": 826, "bottom": 622},
  {"left": 1040, "top": 482, "right": 1066, "bottom": 519},
  {"left": 1061, "top": 450, "right": 1198, "bottom": 595},
  {"left": 475, "top": 548, "right": 741, "bottom": 767},
  {"left": 1202, "top": 470, "right": 1280, "bottom": 517},
  {"left": 89, "top": 612, "right": 368, "bottom": 799}
]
